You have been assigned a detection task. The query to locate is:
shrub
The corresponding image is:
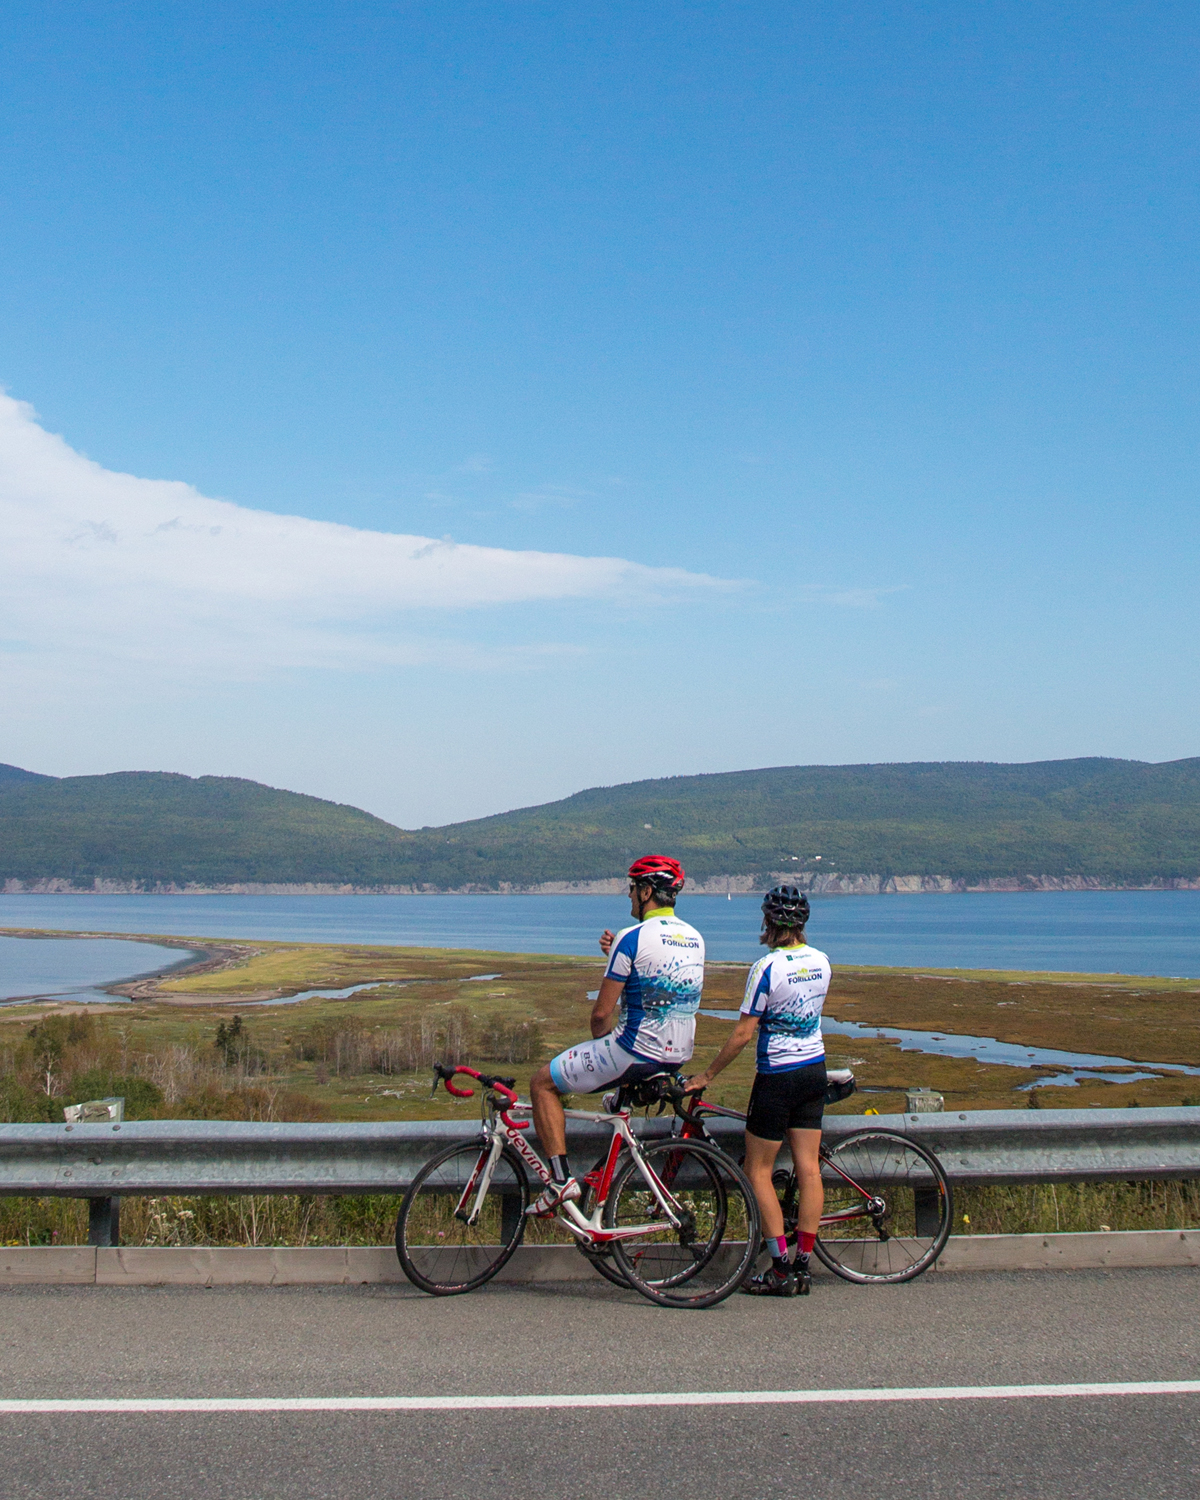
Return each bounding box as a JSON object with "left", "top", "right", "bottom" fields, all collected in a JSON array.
[
  {"left": 0, "top": 1077, "right": 60, "bottom": 1124},
  {"left": 475, "top": 1017, "right": 544, "bottom": 1064},
  {"left": 66, "top": 1069, "right": 164, "bottom": 1119},
  {"left": 291, "top": 1007, "right": 541, "bottom": 1075}
]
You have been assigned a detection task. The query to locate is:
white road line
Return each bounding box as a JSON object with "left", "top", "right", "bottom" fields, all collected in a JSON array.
[{"left": 1, "top": 1383, "right": 1199, "bottom": 1413}]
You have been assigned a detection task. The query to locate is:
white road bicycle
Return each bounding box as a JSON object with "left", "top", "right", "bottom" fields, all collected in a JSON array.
[{"left": 395, "top": 1064, "right": 761, "bottom": 1309}]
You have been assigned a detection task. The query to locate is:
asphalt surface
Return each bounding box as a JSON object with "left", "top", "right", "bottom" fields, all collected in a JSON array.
[{"left": 3, "top": 1267, "right": 1198, "bottom": 1498}]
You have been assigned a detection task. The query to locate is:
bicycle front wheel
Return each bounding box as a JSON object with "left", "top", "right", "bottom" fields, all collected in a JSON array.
[
  {"left": 814, "top": 1130, "right": 952, "bottom": 1283},
  {"left": 605, "top": 1138, "right": 760, "bottom": 1309},
  {"left": 396, "top": 1140, "right": 529, "bottom": 1295}
]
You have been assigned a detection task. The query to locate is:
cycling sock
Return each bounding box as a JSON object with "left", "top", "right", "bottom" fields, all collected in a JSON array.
[
  {"left": 798, "top": 1230, "right": 816, "bottom": 1256},
  {"left": 770, "top": 1235, "right": 789, "bottom": 1261},
  {"left": 549, "top": 1155, "right": 571, "bottom": 1184}
]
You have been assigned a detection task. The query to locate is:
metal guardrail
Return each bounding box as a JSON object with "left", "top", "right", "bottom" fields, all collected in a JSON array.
[{"left": 2, "top": 1107, "right": 1198, "bottom": 1246}]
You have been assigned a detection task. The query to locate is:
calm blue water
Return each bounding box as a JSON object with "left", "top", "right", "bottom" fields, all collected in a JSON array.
[
  {"left": 0, "top": 889, "right": 1198, "bottom": 976},
  {"left": 0, "top": 935, "right": 203, "bottom": 1004}
]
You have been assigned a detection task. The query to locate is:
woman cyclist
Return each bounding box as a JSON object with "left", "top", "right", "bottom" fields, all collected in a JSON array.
[{"left": 684, "top": 885, "right": 830, "bottom": 1297}]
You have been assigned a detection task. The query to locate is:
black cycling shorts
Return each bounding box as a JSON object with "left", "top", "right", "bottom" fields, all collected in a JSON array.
[{"left": 745, "top": 1059, "right": 827, "bottom": 1140}]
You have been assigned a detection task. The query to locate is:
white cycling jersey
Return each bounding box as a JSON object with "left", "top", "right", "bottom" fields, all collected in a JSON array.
[
  {"left": 740, "top": 943, "right": 831, "bottom": 1074},
  {"left": 603, "top": 909, "right": 705, "bottom": 1064}
]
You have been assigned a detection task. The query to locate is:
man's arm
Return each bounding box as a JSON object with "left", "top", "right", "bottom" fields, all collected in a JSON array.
[{"left": 590, "top": 977, "right": 625, "bottom": 1038}]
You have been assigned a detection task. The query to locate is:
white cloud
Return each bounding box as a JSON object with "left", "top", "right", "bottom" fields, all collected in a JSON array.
[{"left": 0, "top": 393, "right": 731, "bottom": 676}]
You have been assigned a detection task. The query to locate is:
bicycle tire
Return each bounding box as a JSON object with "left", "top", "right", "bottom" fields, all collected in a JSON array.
[
  {"left": 605, "top": 1138, "right": 760, "bottom": 1309},
  {"left": 396, "top": 1139, "right": 529, "bottom": 1295},
  {"left": 812, "top": 1129, "right": 952, "bottom": 1283}
]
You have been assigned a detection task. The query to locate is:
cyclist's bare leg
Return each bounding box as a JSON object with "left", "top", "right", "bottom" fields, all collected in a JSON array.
[
  {"left": 530, "top": 1063, "right": 568, "bottom": 1158},
  {"left": 743, "top": 1131, "right": 786, "bottom": 1239},
  {"left": 786, "top": 1127, "right": 824, "bottom": 1238}
]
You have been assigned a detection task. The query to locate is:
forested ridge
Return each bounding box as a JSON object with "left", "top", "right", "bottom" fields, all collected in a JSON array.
[{"left": 1, "top": 757, "right": 1197, "bottom": 889}]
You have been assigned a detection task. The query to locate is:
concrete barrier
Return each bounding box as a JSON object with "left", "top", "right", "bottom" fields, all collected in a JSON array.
[
  {"left": 935, "top": 1228, "right": 1200, "bottom": 1272},
  {"left": 0, "top": 1231, "right": 1196, "bottom": 1285},
  {"left": 0, "top": 1246, "right": 97, "bottom": 1284}
]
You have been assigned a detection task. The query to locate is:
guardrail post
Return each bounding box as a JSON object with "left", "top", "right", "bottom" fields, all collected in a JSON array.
[
  {"left": 913, "top": 1188, "right": 941, "bottom": 1238},
  {"left": 86, "top": 1196, "right": 120, "bottom": 1248}
]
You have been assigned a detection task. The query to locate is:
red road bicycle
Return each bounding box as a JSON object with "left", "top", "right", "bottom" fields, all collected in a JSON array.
[{"left": 395, "top": 1065, "right": 761, "bottom": 1309}]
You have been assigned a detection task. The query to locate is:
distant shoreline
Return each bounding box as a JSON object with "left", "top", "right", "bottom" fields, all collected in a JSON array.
[{"left": 4, "top": 874, "right": 1199, "bottom": 896}]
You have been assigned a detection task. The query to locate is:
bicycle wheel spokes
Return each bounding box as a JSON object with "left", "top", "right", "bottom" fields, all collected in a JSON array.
[
  {"left": 606, "top": 1139, "right": 760, "bottom": 1308},
  {"left": 396, "top": 1141, "right": 528, "bottom": 1295},
  {"left": 815, "top": 1130, "right": 952, "bottom": 1283}
]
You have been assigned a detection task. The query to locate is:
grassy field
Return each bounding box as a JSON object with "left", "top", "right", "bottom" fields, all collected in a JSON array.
[
  {"left": 1, "top": 928, "right": 1197, "bottom": 1246},
  {"left": 4, "top": 927, "right": 1200, "bottom": 1121},
  {"left": 133, "top": 934, "right": 1200, "bottom": 1114}
]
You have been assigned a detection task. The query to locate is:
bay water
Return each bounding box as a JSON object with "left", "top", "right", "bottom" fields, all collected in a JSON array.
[
  {"left": 0, "top": 935, "right": 203, "bottom": 1004},
  {"left": 1, "top": 889, "right": 1197, "bottom": 983}
]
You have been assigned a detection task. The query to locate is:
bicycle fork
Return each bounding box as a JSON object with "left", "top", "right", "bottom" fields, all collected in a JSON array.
[{"left": 453, "top": 1132, "right": 508, "bottom": 1227}]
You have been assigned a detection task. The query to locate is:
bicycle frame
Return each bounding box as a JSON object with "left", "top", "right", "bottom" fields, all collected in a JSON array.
[
  {"left": 453, "top": 1087, "right": 692, "bottom": 1247},
  {"left": 672, "top": 1096, "right": 885, "bottom": 1229}
]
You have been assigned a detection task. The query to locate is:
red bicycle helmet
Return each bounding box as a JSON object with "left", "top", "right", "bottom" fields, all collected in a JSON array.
[{"left": 627, "top": 855, "right": 685, "bottom": 896}]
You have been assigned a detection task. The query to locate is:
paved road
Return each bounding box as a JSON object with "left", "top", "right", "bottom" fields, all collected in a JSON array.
[{"left": 2, "top": 1267, "right": 1198, "bottom": 1498}]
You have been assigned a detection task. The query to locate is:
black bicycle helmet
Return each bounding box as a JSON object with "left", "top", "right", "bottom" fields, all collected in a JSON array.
[{"left": 761, "top": 884, "right": 810, "bottom": 927}]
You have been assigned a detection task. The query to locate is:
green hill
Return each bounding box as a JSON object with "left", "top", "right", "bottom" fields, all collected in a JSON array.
[
  {"left": 0, "top": 764, "right": 52, "bottom": 788},
  {"left": 1, "top": 757, "right": 1198, "bottom": 890},
  {"left": 0, "top": 770, "right": 418, "bottom": 887},
  {"left": 386, "top": 756, "right": 1200, "bottom": 889}
]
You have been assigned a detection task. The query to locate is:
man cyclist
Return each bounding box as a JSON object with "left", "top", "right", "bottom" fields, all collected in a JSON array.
[{"left": 527, "top": 855, "right": 705, "bottom": 1216}]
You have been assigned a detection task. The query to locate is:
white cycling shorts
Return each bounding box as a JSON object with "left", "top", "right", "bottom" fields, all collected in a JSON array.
[{"left": 548, "top": 1033, "right": 668, "bottom": 1095}]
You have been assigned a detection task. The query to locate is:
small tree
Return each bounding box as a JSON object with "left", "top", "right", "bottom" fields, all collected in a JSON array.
[{"left": 214, "top": 1015, "right": 245, "bottom": 1066}]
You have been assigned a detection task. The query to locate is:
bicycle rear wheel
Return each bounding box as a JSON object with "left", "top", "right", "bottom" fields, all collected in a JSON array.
[
  {"left": 396, "top": 1140, "right": 529, "bottom": 1295},
  {"left": 814, "top": 1130, "right": 951, "bottom": 1283},
  {"left": 605, "top": 1138, "right": 760, "bottom": 1308}
]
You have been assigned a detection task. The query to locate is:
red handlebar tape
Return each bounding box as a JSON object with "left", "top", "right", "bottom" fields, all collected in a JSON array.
[{"left": 440, "top": 1066, "right": 518, "bottom": 1107}]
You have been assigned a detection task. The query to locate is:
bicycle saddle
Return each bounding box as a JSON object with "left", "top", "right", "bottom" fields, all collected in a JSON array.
[{"left": 618, "top": 1071, "right": 683, "bottom": 1110}]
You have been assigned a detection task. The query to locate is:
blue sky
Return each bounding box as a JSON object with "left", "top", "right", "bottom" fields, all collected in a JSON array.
[{"left": 1, "top": 1, "right": 1197, "bottom": 827}]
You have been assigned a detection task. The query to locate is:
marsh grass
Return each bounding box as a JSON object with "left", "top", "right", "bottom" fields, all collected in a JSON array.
[
  {"left": 0, "top": 1191, "right": 579, "bottom": 1247},
  {"left": 954, "top": 1179, "right": 1200, "bottom": 1236},
  {"left": 5, "top": 1178, "right": 1196, "bottom": 1248},
  {"left": 0, "top": 1003, "right": 544, "bottom": 1127},
  {"left": 0, "top": 1193, "right": 404, "bottom": 1247}
]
